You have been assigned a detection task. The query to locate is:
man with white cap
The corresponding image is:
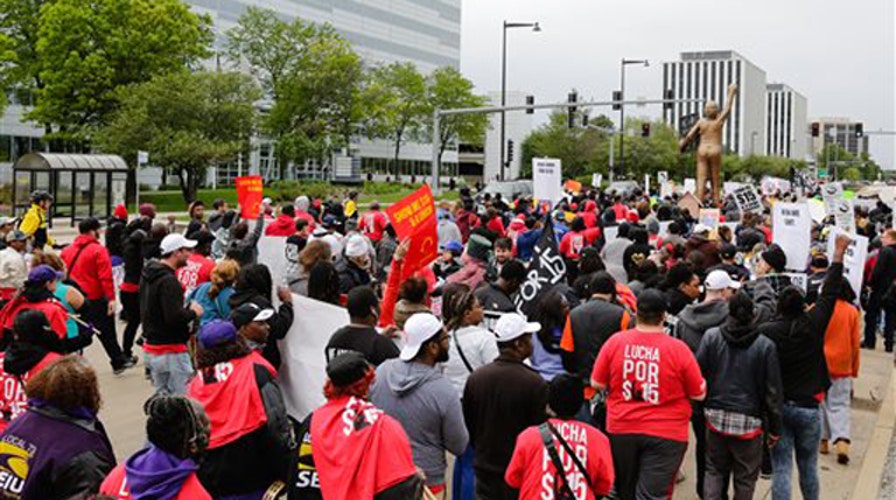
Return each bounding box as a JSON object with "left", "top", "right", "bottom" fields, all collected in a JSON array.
[
  {"left": 0, "top": 230, "right": 27, "bottom": 301},
  {"left": 336, "top": 234, "right": 372, "bottom": 293},
  {"left": 140, "top": 233, "right": 204, "bottom": 395},
  {"left": 0, "top": 216, "right": 15, "bottom": 249},
  {"left": 685, "top": 223, "right": 722, "bottom": 268},
  {"left": 462, "top": 313, "right": 548, "bottom": 500},
  {"left": 370, "top": 313, "right": 467, "bottom": 498}
]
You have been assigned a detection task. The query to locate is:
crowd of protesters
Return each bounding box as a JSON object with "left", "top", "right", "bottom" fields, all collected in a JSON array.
[{"left": 0, "top": 181, "right": 880, "bottom": 500}]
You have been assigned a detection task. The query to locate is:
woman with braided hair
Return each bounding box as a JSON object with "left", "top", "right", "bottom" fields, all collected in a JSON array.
[{"left": 100, "top": 395, "right": 212, "bottom": 499}]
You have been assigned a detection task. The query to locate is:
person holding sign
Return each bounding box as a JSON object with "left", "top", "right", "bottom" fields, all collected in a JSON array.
[
  {"left": 757, "top": 233, "right": 850, "bottom": 500},
  {"left": 679, "top": 84, "right": 738, "bottom": 207}
]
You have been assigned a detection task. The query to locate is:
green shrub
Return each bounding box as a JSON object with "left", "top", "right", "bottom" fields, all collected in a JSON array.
[
  {"left": 361, "top": 181, "right": 417, "bottom": 196},
  {"left": 268, "top": 181, "right": 333, "bottom": 202}
]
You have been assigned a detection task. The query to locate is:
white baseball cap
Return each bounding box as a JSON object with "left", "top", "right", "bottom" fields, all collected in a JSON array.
[
  {"left": 693, "top": 223, "right": 711, "bottom": 234},
  {"left": 344, "top": 235, "right": 368, "bottom": 258},
  {"left": 493, "top": 313, "right": 541, "bottom": 343},
  {"left": 400, "top": 313, "right": 444, "bottom": 361},
  {"left": 159, "top": 233, "right": 198, "bottom": 255},
  {"left": 704, "top": 269, "right": 741, "bottom": 291}
]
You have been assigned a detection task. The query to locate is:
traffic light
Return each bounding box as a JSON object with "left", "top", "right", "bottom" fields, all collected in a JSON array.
[
  {"left": 525, "top": 95, "right": 535, "bottom": 114},
  {"left": 811, "top": 122, "right": 820, "bottom": 137},
  {"left": 582, "top": 114, "right": 589, "bottom": 128},
  {"left": 567, "top": 91, "right": 578, "bottom": 129},
  {"left": 641, "top": 122, "right": 651, "bottom": 137},
  {"left": 663, "top": 89, "right": 675, "bottom": 110},
  {"left": 612, "top": 90, "right": 622, "bottom": 110},
  {"left": 855, "top": 123, "right": 864, "bottom": 138},
  {"left": 506, "top": 139, "right": 514, "bottom": 163}
]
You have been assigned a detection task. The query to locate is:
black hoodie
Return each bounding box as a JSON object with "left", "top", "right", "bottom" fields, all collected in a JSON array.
[
  {"left": 697, "top": 318, "right": 784, "bottom": 436},
  {"left": 140, "top": 261, "right": 197, "bottom": 346}
]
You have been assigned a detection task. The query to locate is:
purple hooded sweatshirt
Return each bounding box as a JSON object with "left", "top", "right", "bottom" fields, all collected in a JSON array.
[{"left": 125, "top": 445, "right": 199, "bottom": 500}]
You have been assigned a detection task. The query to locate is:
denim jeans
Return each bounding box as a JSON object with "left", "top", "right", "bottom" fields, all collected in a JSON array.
[
  {"left": 147, "top": 352, "right": 194, "bottom": 396},
  {"left": 771, "top": 403, "right": 820, "bottom": 500}
]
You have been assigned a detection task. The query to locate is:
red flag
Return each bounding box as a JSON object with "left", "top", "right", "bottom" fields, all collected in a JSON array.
[
  {"left": 235, "top": 176, "right": 264, "bottom": 219},
  {"left": 385, "top": 184, "right": 438, "bottom": 279}
]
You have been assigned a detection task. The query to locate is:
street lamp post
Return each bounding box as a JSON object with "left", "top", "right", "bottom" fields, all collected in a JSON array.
[
  {"left": 618, "top": 58, "right": 648, "bottom": 177},
  {"left": 501, "top": 20, "right": 540, "bottom": 181}
]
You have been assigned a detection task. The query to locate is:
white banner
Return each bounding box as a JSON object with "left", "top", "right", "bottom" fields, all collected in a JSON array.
[
  {"left": 772, "top": 202, "right": 811, "bottom": 271},
  {"left": 733, "top": 185, "right": 762, "bottom": 214},
  {"left": 278, "top": 295, "right": 350, "bottom": 420},
  {"left": 822, "top": 183, "right": 844, "bottom": 216},
  {"left": 826, "top": 228, "right": 868, "bottom": 298},
  {"left": 257, "top": 236, "right": 289, "bottom": 287},
  {"left": 533, "top": 158, "right": 562, "bottom": 205}
]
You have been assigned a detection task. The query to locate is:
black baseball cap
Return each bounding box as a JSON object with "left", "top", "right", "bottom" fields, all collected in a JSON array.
[
  {"left": 327, "top": 352, "right": 372, "bottom": 387},
  {"left": 720, "top": 243, "right": 737, "bottom": 260},
  {"left": 230, "top": 303, "right": 274, "bottom": 329},
  {"left": 636, "top": 289, "right": 667, "bottom": 317}
]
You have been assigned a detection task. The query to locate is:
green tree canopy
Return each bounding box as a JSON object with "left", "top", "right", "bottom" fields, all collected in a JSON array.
[
  {"left": 95, "top": 71, "right": 260, "bottom": 202},
  {"left": 423, "top": 66, "right": 488, "bottom": 171},
  {"left": 30, "top": 0, "right": 212, "bottom": 141}
]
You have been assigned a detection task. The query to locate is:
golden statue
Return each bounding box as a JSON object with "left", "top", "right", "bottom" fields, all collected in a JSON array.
[{"left": 679, "top": 84, "right": 738, "bottom": 206}]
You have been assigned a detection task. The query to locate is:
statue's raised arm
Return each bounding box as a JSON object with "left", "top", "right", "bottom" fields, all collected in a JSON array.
[{"left": 717, "top": 84, "right": 738, "bottom": 123}]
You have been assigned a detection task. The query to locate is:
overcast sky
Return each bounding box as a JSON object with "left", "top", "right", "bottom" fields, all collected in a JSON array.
[{"left": 459, "top": 0, "right": 896, "bottom": 168}]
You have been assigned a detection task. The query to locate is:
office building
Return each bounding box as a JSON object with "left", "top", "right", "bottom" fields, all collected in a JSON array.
[
  {"left": 765, "top": 83, "right": 808, "bottom": 159},
  {"left": 189, "top": 0, "right": 462, "bottom": 183},
  {"left": 483, "top": 91, "right": 533, "bottom": 181},
  {"left": 810, "top": 117, "right": 869, "bottom": 157},
  {"left": 662, "top": 50, "right": 766, "bottom": 157}
]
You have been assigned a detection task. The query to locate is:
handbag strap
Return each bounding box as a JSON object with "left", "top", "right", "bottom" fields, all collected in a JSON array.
[
  {"left": 538, "top": 423, "right": 577, "bottom": 499},
  {"left": 65, "top": 240, "right": 96, "bottom": 280},
  {"left": 548, "top": 421, "right": 596, "bottom": 496},
  {"left": 452, "top": 328, "right": 474, "bottom": 373}
]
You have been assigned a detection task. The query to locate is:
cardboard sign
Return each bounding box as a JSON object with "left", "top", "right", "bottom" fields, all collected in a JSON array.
[
  {"left": 533, "top": 158, "right": 563, "bottom": 204},
  {"left": 591, "top": 173, "right": 603, "bottom": 188},
  {"left": 781, "top": 273, "right": 808, "bottom": 292},
  {"left": 772, "top": 202, "right": 811, "bottom": 271},
  {"left": 660, "top": 181, "right": 676, "bottom": 199},
  {"left": 761, "top": 177, "right": 791, "bottom": 196},
  {"left": 733, "top": 185, "right": 762, "bottom": 214},
  {"left": 657, "top": 171, "right": 668, "bottom": 185},
  {"left": 807, "top": 198, "right": 826, "bottom": 223},
  {"left": 235, "top": 175, "right": 264, "bottom": 219},
  {"left": 822, "top": 183, "right": 844, "bottom": 216},
  {"left": 386, "top": 184, "right": 438, "bottom": 278},
  {"left": 832, "top": 198, "right": 856, "bottom": 234},
  {"left": 826, "top": 228, "right": 867, "bottom": 298},
  {"left": 698, "top": 208, "right": 721, "bottom": 228},
  {"left": 677, "top": 192, "right": 701, "bottom": 218},
  {"left": 683, "top": 178, "right": 696, "bottom": 194},
  {"left": 723, "top": 182, "right": 744, "bottom": 196}
]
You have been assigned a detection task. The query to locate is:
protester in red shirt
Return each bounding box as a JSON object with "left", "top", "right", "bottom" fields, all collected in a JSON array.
[
  {"left": 611, "top": 196, "right": 628, "bottom": 221},
  {"left": 61, "top": 217, "right": 129, "bottom": 372},
  {"left": 591, "top": 289, "right": 706, "bottom": 500},
  {"left": 560, "top": 217, "right": 596, "bottom": 261},
  {"left": 294, "top": 196, "right": 317, "bottom": 232},
  {"left": 580, "top": 200, "right": 599, "bottom": 228},
  {"left": 265, "top": 204, "right": 297, "bottom": 237},
  {"left": 359, "top": 202, "right": 389, "bottom": 244},
  {"left": 306, "top": 352, "right": 424, "bottom": 500},
  {"left": 176, "top": 232, "right": 216, "bottom": 295},
  {"left": 100, "top": 395, "right": 212, "bottom": 500},
  {"left": 506, "top": 373, "right": 615, "bottom": 500},
  {"left": 0, "top": 310, "right": 64, "bottom": 432},
  {"left": 486, "top": 208, "right": 506, "bottom": 237}
]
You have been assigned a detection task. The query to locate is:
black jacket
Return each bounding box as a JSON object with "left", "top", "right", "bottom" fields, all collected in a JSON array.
[
  {"left": 105, "top": 216, "right": 126, "bottom": 257},
  {"left": 140, "top": 261, "right": 198, "bottom": 346},
  {"left": 869, "top": 243, "right": 896, "bottom": 297},
  {"left": 334, "top": 258, "right": 371, "bottom": 294},
  {"left": 198, "top": 361, "right": 294, "bottom": 496},
  {"left": 229, "top": 288, "right": 294, "bottom": 370},
  {"left": 697, "top": 320, "right": 784, "bottom": 436},
  {"left": 562, "top": 297, "right": 629, "bottom": 383},
  {"left": 757, "top": 262, "right": 843, "bottom": 407},
  {"left": 474, "top": 282, "right": 516, "bottom": 313},
  {"left": 676, "top": 281, "right": 775, "bottom": 353},
  {"left": 121, "top": 221, "right": 148, "bottom": 286},
  {"left": 665, "top": 287, "right": 694, "bottom": 316},
  {"left": 226, "top": 213, "right": 265, "bottom": 266}
]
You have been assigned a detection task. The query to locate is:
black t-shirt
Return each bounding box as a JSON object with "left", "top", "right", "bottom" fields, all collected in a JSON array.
[{"left": 325, "top": 325, "right": 400, "bottom": 366}]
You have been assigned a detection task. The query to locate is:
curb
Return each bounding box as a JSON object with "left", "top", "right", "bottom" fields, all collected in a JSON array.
[{"left": 852, "top": 359, "right": 896, "bottom": 499}]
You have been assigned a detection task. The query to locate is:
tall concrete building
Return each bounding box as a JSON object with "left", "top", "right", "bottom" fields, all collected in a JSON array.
[
  {"left": 483, "top": 91, "right": 533, "bottom": 181},
  {"left": 765, "top": 83, "right": 808, "bottom": 159},
  {"left": 662, "top": 50, "right": 767, "bottom": 157},
  {"left": 809, "top": 117, "right": 869, "bottom": 157}
]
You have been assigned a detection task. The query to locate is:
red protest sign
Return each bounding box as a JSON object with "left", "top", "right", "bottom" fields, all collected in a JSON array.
[
  {"left": 386, "top": 184, "right": 438, "bottom": 277},
  {"left": 235, "top": 176, "right": 263, "bottom": 219}
]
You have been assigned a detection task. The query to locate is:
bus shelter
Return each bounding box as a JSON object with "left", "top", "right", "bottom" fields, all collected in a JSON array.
[{"left": 12, "top": 153, "right": 130, "bottom": 227}]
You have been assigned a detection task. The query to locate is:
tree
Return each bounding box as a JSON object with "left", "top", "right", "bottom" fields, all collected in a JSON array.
[
  {"left": 30, "top": 0, "right": 212, "bottom": 142},
  {"left": 423, "top": 66, "right": 488, "bottom": 174},
  {"left": 227, "top": 8, "right": 366, "bottom": 175},
  {"left": 366, "top": 62, "right": 428, "bottom": 179},
  {"left": 95, "top": 71, "right": 260, "bottom": 202}
]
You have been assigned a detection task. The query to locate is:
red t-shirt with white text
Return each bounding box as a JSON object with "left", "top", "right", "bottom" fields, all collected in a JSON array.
[
  {"left": 176, "top": 253, "right": 215, "bottom": 295},
  {"left": 591, "top": 329, "right": 705, "bottom": 442},
  {"left": 359, "top": 211, "right": 388, "bottom": 242},
  {"left": 506, "top": 418, "right": 614, "bottom": 500}
]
